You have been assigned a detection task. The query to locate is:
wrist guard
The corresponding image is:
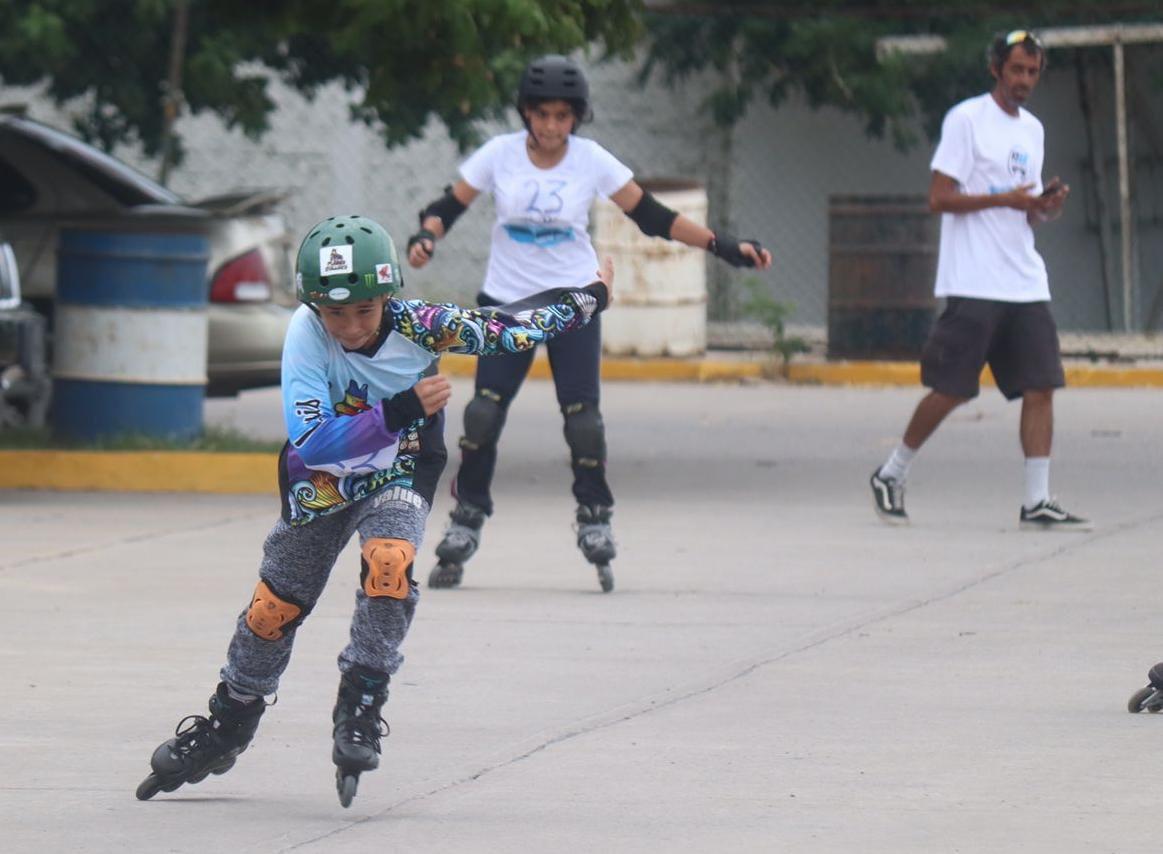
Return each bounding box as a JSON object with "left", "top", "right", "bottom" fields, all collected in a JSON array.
[
  {"left": 709, "top": 231, "right": 763, "bottom": 268},
  {"left": 407, "top": 228, "right": 437, "bottom": 258},
  {"left": 418, "top": 184, "right": 467, "bottom": 233},
  {"left": 384, "top": 387, "right": 427, "bottom": 432}
]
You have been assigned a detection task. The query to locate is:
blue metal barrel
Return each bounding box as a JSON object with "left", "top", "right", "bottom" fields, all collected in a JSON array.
[{"left": 52, "top": 222, "right": 210, "bottom": 442}]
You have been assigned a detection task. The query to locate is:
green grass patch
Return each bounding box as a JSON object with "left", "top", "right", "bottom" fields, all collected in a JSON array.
[{"left": 0, "top": 425, "right": 284, "bottom": 453}]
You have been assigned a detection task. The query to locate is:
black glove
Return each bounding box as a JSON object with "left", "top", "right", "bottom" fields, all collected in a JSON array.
[
  {"left": 384, "top": 387, "right": 427, "bottom": 432},
  {"left": 709, "top": 231, "right": 764, "bottom": 268},
  {"left": 407, "top": 228, "right": 438, "bottom": 259}
]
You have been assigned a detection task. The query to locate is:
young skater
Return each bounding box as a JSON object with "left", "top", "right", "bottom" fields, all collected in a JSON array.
[
  {"left": 408, "top": 54, "right": 772, "bottom": 592},
  {"left": 869, "top": 30, "right": 1087, "bottom": 530},
  {"left": 136, "top": 214, "right": 612, "bottom": 807}
]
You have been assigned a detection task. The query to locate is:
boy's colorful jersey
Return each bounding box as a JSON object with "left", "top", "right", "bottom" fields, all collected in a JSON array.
[{"left": 279, "top": 284, "right": 606, "bottom": 525}]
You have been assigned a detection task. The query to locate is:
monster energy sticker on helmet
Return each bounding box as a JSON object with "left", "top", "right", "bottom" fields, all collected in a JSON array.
[
  {"left": 327, "top": 287, "right": 351, "bottom": 301},
  {"left": 320, "top": 245, "right": 353, "bottom": 276},
  {"left": 376, "top": 263, "right": 393, "bottom": 284}
]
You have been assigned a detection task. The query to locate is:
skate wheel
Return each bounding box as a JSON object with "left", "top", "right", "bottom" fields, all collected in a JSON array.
[
  {"left": 336, "top": 770, "right": 359, "bottom": 808},
  {"left": 596, "top": 563, "right": 614, "bottom": 593},
  {"left": 1128, "top": 685, "right": 1155, "bottom": 713},
  {"left": 135, "top": 774, "right": 162, "bottom": 801},
  {"left": 428, "top": 561, "right": 463, "bottom": 589}
]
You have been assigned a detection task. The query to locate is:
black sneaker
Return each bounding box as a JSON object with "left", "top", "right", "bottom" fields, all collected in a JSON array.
[
  {"left": 1019, "top": 498, "right": 1091, "bottom": 531},
  {"left": 870, "top": 468, "right": 908, "bottom": 525}
]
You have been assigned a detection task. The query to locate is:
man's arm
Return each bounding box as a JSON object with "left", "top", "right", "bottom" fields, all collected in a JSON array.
[{"left": 929, "top": 170, "right": 1068, "bottom": 222}]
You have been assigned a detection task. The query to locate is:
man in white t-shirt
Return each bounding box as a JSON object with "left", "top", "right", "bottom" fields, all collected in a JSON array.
[{"left": 870, "top": 30, "right": 1088, "bottom": 530}]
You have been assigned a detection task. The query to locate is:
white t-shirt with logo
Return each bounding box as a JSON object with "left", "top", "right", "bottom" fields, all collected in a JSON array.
[
  {"left": 460, "top": 131, "right": 633, "bottom": 303},
  {"left": 930, "top": 92, "right": 1050, "bottom": 302}
]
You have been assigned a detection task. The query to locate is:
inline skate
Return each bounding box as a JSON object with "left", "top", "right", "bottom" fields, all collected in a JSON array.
[
  {"left": 1127, "top": 662, "right": 1163, "bottom": 713},
  {"left": 332, "top": 666, "right": 390, "bottom": 808},
  {"left": 136, "top": 682, "right": 265, "bottom": 800},
  {"left": 428, "top": 501, "right": 487, "bottom": 589},
  {"left": 576, "top": 504, "right": 616, "bottom": 593}
]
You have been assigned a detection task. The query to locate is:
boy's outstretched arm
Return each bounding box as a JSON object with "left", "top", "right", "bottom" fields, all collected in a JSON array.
[{"left": 392, "top": 266, "right": 612, "bottom": 357}]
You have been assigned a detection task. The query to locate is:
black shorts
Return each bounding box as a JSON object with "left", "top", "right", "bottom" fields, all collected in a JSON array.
[{"left": 919, "top": 297, "right": 1065, "bottom": 401}]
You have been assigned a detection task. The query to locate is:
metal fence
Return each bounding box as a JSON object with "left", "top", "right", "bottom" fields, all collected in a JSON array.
[{"left": 5, "top": 34, "right": 1163, "bottom": 356}]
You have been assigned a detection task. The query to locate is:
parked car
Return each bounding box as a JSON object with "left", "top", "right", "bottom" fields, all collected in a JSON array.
[
  {"left": 0, "top": 111, "right": 295, "bottom": 395},
  {"left": 0, "top": 239, "right": 51, "bottom": 426}
]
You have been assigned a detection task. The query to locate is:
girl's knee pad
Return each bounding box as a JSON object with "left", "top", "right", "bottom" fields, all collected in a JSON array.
[{"left": 361, "top": 538, "right": 416, "bottom": 600}]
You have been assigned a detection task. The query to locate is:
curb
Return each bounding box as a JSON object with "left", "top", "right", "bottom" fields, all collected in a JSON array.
[
  {"left": 439, "top": 352, "right": 767, "bottom": 382},
  {"left": 441, "top": 352, "right": 1163, "bottom": 388},
  {"left": 2, "top": 356, "right": 1159, "bottom": 497},
  {"left": 0, "top": 450, "right": 277, "bottom": 495}
]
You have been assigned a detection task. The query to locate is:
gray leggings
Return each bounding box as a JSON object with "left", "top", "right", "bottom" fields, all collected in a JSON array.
[{"left": 220, "top": 488, "right": 428, "bottom": 697}]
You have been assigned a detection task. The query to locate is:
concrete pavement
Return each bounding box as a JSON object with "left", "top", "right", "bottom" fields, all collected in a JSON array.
[{"left": 2, "top": 379, "right": 1161, "bottom": 852}]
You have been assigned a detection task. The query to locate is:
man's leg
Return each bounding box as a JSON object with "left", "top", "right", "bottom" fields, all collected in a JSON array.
[
  {"left": 903, "top": 390, "right": 967, "bottom": 451},
  {"left": 1020, "top": 389, "right": 1054, "bottom": 511},
  {"left": 872, "top": 298, "right": 993, "bottom": 523},
  {"left": 995, "top": 303, "right": 1086, "bottom": 528}
]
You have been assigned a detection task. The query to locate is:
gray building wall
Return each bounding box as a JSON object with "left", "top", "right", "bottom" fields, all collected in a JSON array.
[{"left": 6, "top": 49, "right": 1159, "bottom": 332}]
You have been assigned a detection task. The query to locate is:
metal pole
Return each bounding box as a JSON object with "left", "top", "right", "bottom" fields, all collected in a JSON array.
[{"left": 1114, "top": 37, "right": 1134, "bottom": 330}]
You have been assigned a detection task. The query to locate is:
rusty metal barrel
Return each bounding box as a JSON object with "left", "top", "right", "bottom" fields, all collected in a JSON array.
[
  {"left": 593, "top": 178, "right": 708, "bottom": 357},
  {"left": 827, "top": 195, "right": 938, "bottom": 360}
]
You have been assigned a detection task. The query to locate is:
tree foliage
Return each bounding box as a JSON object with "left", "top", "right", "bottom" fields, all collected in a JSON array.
[
  {"left": 640, "top": 1, "right": 1163, "bottom": 150},
  {"left": 0, "top": 0, "right": 642, "bottom": 162}
]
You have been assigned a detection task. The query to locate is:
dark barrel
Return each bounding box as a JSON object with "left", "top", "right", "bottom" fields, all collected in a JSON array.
[{"left": 827, "top": 195, "right": 938, "bottom": 360}]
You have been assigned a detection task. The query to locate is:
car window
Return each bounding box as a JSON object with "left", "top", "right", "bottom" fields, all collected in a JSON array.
[{"left": 0, "top": 155, "right": 37, "bottom": 213}]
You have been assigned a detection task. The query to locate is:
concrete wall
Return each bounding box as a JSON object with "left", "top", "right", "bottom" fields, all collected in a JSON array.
[{"left": 6, "top": 48, "right": 1159, "bottom": 332}]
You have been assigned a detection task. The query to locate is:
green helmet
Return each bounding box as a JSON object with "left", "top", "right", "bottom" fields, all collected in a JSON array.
[{"left": 295, "top": 214, "right": 402, "bottom": 305}]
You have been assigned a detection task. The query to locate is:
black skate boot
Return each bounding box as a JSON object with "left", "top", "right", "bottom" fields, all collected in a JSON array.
[
  {"left": 575, "top": 504, "right": 616, "bottom": 593},
  {"left": 428, "top": 502, "right": 487, "bottom": 589},
  {"left": 332, "top": 666, "right": 390, "bottom": 808},
  {"left": 136, "top": 682, "right": 266, "bottom": 801},
  {"left": 1127, "top": 662, "right": 1163, "bottom": 713}
]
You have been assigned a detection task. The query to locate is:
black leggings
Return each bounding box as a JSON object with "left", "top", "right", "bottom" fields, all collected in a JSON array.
[{"left": 452, "top": 295, "right": 612, "bottom": 514}]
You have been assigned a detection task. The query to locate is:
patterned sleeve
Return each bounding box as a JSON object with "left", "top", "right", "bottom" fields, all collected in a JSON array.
[{"left": 389, "top": 283, "right": 609, "bottom": 356}]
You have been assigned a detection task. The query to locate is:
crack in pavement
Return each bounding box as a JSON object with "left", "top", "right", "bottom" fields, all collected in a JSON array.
[
  {"left": 0, "top": 510, "right": 270, "bottom": 575},
  {"left": 280, "top": 510, "right": 1163, "bottom": 850}
]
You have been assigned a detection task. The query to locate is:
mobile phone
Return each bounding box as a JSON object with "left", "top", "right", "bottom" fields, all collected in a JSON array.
[{"left": 1041, "top": 181, "right": 1062, "bottom": 197}]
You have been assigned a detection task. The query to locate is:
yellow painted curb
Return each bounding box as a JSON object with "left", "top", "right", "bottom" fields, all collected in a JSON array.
[
  {"left": 786, "top": 361, "right": 1163, "bottom": 388},
  {"left": 443, "top": 352, "right": 1163, "bottom": 387},
  {"left": 440, "top": 352, "right": 766, "bottom": 382},
  {"left": 0, "top": 450, "right": 278, "bottom": 494}
]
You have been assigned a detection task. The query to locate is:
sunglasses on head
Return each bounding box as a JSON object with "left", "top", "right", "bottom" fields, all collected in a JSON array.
[{"left": 1005, "top": 30, "right": 1043, "bottom": 49}]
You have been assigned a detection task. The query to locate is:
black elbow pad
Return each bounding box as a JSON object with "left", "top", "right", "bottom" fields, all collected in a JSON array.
[
  {"left": 419, "top": 185, "right": 468, "bottom": 233},
  {"left": 626, "top": 191, "right": 678, "bottom": 239}
]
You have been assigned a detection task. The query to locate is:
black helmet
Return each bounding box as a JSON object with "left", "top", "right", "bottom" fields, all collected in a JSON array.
[{"left": 517, "top": 55, "right": 592, "bottom": 124}]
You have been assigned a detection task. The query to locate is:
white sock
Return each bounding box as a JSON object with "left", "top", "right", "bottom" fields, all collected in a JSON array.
[
  {"left": 1024, "top": 457, "right": 1051, "bottom": 509},
  {"left": 879, "top": 443, "right": 917, "bottom": 482}
]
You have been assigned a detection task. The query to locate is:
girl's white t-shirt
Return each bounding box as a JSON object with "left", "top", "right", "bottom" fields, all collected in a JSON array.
[
  {"left": 930, "top": 92, "right": 1050, "bottom": 302},
  {"left": 460, "top": 131, "right": 633, "bottom": 303}
]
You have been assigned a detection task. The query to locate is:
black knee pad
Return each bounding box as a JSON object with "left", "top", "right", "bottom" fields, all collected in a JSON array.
[
  {"left": 459, "top": 388, "right": 507, "bottom": 452},
  {"left": 562, "top": 401, "right": 606, "bottom": 468}
]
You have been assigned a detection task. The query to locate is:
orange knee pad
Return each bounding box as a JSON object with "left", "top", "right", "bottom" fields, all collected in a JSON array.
[
  {"left": 361, "top": 538, "right": 416, "bottom": 600},
  {"left": 245, "top": 579, "right": 304, "bottom": 641}
]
